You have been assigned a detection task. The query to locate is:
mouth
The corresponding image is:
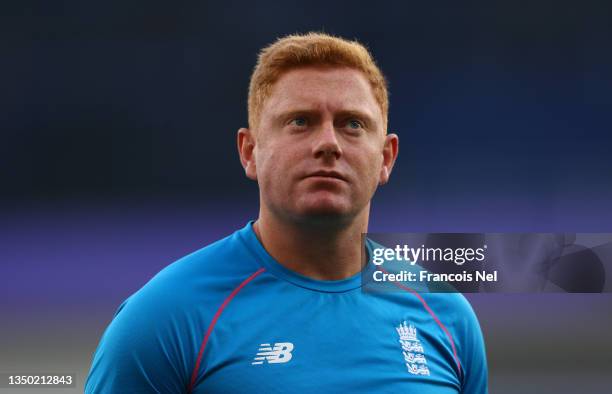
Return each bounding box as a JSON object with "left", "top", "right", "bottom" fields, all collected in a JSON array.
[{"left": 304, "top": 170, "right": 348, "bottom": 182}]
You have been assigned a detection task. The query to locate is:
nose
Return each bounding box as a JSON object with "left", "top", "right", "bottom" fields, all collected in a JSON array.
[{"left": 312, "top": 121, "right": 342, "bottom": 160}]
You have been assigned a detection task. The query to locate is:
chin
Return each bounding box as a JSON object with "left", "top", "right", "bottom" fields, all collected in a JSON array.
[
  {"left": 294, "top": 201, "right": 355, "bottom": 225},
  {"left": 303, "top": 206, "right": 347, "bottom": 217},
  {"left": 299, "top": 196, "right": 350, "bottom": 214}
]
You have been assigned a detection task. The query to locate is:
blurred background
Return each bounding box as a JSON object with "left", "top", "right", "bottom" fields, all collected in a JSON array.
[{"left": 1, "top": 1, "right": 611, "bottom": 392}]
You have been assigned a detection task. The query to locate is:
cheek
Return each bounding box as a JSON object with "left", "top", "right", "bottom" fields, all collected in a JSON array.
[
  {"left": 350, "top": 145, "right": 383, "bottom": 180},
  {"left": 256, "top": 143, "right": 298, "bottom": 186}
]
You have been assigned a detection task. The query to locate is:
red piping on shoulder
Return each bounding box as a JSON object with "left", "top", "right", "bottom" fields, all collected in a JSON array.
[{"left": 188, "top": 267, "right": 266, "bottom": 393}]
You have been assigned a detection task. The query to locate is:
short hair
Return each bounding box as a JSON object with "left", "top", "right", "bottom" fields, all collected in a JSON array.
[{"left": 248, "top": 32, "right": 389, "bottom": 131}]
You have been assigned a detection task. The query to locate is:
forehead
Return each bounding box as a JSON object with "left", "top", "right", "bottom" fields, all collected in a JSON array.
[{"left": 262, "top": 66, "right": 381, "bottom": 121}]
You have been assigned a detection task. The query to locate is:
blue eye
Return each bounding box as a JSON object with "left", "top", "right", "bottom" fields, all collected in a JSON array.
[
  {"left": 291, "top": 117, "right": 307, "bottom": 127},
  {"left": 347, "top": 119, "right": 363, "bottom": 129}
]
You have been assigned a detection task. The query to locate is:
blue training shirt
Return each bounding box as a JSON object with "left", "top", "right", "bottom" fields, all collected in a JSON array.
[{"left": 85, "top": 222, "right": 488, "bottom": 393}]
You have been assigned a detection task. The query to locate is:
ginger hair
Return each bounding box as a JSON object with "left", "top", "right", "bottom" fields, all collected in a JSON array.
[{"left": 248, "top": 32, "right": 389, "bottom": 131}]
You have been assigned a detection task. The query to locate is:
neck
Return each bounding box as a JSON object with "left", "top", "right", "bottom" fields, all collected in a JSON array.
[{"left": 253, "top": 207, "right": 370, "bottom": 280}]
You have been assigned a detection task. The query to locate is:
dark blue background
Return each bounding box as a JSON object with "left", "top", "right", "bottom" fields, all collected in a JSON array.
[{"left": 3, "top": 1, "right": 611, "bottom": 208}]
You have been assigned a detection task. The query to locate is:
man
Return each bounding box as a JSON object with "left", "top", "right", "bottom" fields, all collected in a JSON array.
[{"left": 86, "top": 32, "right": 488, "bottom": 393}]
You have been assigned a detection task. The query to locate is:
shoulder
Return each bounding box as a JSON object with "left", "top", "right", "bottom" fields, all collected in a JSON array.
[
  {"left": 121, "top": 224, "right": 262, "bottom": 317},
  {"left": 154, "top": 224, "right": 259, "bottom": 283},
  {"left": 85, "top": 225, "right": 264, "bottom": 392},
  {"left": 421, "top": 292, "right": 482, "bottom": 340},
  {"left": 422, "top": 293, "right": 487, "bottom": 390},
  {"left": 95, "top": 223, "right": 264, "bottom": 346}
]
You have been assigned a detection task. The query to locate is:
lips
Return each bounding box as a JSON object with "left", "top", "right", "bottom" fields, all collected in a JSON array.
[{"left": 305, "top": 170, "right": 348, "bottom": 182}]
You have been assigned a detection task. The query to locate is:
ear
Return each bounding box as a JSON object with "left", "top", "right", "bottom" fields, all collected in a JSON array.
[
  {"left": 237, "top": 128, "right": 257, "bottom": 181},
  {"left": 379, "top": 133, "right": 399, "bottom": 185}
]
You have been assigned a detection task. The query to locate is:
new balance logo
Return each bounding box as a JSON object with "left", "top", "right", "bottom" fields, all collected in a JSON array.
[{"left": 251, "top": 342, "right": 294, "bottom": 365}]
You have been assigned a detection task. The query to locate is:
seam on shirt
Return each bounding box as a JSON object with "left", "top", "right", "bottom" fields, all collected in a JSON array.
[
  {"left": 187, "top": 267, "right": 266, "bottom": 393},
  {"left": 379, "top": 266, "right": 463, "bottom": 379}
]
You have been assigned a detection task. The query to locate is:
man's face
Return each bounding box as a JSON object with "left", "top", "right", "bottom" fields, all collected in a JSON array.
[{"left": 239, "top": 66, "right": 398, "bottom": 224}]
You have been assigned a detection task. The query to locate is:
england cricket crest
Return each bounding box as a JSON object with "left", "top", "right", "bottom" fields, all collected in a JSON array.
[{"left": 396, "top": 321, "right": 430, "bottom": 376}]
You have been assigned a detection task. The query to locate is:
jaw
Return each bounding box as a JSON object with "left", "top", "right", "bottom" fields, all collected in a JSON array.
[
  {"left": 261, "top": 190, "right": 371, "bottom": 232},
  {"left": 293, "top": 189, "right": 354, "bottom": 216}
]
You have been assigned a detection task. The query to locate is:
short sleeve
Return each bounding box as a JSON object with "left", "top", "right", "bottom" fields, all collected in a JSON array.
[
  {"left": 85, "top": 288, "right": 192, "bottom": 393},
  {"left": 455, "top": 295, "right": 488, "bottom": 394}
]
